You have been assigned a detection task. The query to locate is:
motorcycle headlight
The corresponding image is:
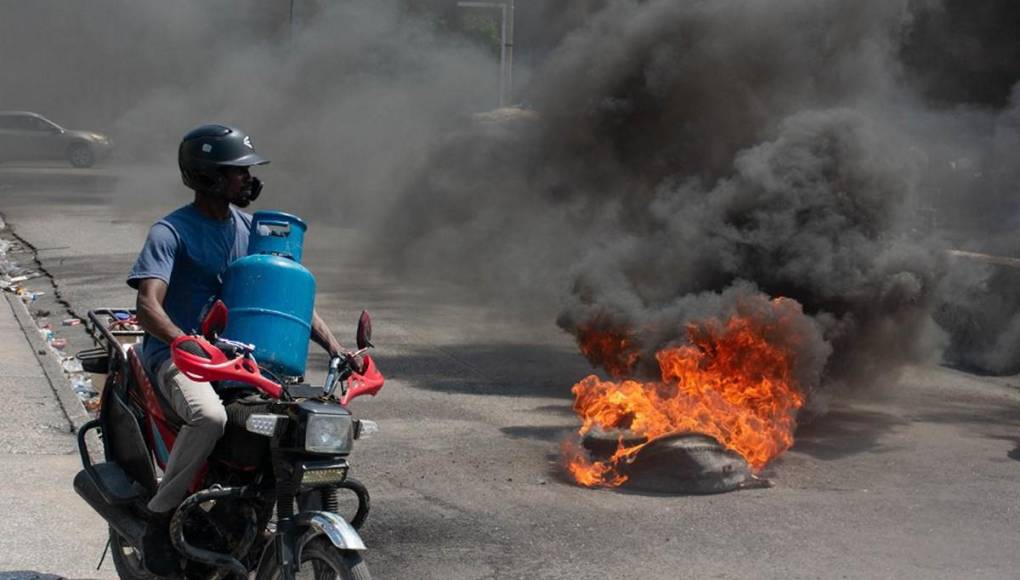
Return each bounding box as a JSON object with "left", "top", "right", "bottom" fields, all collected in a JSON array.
[{"left": 304, "top": 414, "right": 354, "bottom": 454}]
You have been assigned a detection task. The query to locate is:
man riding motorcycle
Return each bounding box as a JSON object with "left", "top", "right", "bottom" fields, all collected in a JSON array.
[{"left": 128, "top": 124, "right": 348, "bottom": 575}]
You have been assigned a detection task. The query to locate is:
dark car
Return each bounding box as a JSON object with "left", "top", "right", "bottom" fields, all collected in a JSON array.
[{"left": 0, "top": 111, "right": 113, "bottom": 168}]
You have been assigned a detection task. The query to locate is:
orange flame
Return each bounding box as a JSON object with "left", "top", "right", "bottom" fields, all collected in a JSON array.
[
  {"left": 576, "top": 322, "right": 640, "bottom": 378},
  {"left": 565, "top": 306, "right": 804, "bottom": 487}
]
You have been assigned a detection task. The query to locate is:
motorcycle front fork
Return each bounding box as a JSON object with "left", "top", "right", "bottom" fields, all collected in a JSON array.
[
  {"left": 274, "top": 517, "right": 299, "bottom": 580},
  {"left": 274, "top": 488, "right": 338, "bottom": 580}
]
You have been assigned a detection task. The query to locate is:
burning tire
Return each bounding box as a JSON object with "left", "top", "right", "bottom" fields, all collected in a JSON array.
[{"left": 581, "top": 430, "right": 771, "bottom": 495}]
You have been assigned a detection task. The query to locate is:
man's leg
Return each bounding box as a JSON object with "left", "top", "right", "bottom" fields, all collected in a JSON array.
[
  {"left": 143, "top": 359, "right": 226, "bottom": 574},
  {"left": 147, "top": 359, "right": 228, "bottom": 513}
]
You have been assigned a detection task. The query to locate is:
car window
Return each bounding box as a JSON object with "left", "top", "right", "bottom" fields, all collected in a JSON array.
[
  {"left": 0, "top": 116, "right": 34, "bottom": 130},
  {"left": 0, "top": 115, "right": 53, "bottom": 131},
  {"left": 26, "top": 116, "right": 55, "bottom": 132}
]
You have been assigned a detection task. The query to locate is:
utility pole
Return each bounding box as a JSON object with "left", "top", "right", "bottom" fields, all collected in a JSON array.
[
  {"left": 505, "top": 0, "right": 514, "bottom": 107},
  {"left": 289, "top": 0, "right": 296, "bottom": 46},
  {"left": 457, "top": 1, "right": 515, "bottom": 108}
]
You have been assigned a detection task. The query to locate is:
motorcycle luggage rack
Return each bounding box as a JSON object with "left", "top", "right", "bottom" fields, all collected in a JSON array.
[{"left": 87, "top": 308, "right": 144, "bottom": 359}]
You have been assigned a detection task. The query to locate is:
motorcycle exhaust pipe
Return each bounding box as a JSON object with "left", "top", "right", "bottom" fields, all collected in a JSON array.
[
  {"left": 171, "top": 485, "right": 257, "bottom": 580},
  {"left": 73, "top": 470, "right": 145, "bottom": 546}
]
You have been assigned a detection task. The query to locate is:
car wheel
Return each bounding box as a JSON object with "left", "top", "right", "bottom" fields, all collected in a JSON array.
[{"left": 67, "top": 143, "right": 95, "bottom": 168}]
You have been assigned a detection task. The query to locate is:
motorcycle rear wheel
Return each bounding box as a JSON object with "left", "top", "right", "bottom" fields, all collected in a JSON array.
[
  {"left": 108, "top": 526, "right": 162, "bottom": 580},
  {"left": 259, "top": 536, "right": 370, "bottom": 580}
]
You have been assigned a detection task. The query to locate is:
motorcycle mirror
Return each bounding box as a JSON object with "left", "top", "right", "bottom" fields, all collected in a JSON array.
[
  {"left": 201, "top": 300, "right": 229, "bottom": 340},
  {"left": 356, "top": 310, "right": 373, "bottom": 350}
]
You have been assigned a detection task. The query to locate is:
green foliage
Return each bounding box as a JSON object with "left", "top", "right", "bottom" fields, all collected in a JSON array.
[{"left": 460, "top": 11, "right": 501, "bottom": 56}]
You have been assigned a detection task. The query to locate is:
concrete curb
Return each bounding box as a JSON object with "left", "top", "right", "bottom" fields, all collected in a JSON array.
[
  {"left": 0, "top": 211, "right": 91, "bottom": 433},
  {"left": 4, "top": 290, "right": 92, "bottom": 433}
]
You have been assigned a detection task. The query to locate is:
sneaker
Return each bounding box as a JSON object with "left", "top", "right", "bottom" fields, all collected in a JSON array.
[{"left": 142, "top": 510, "right": 177, "bottom": 576}]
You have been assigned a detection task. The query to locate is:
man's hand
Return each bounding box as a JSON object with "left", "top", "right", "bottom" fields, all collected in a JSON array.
[
  {"left": 176, "top": 338, "right": 212, "bottom": 359},
  {"left": 346, "top": 351, "right": 367, "bottom": 374}
]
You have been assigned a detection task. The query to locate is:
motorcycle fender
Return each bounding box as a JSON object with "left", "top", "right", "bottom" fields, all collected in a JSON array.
[
  {"left": 296, "top": 511, "right": 367, "bottom": 552},
  {"left": 255, "top": 510, "right": 367, "bottom": 572}
]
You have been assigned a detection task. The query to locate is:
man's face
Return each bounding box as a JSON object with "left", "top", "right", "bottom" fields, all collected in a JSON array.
[{"left": 221, "top": 166, "right": 255, "bottom": 207}]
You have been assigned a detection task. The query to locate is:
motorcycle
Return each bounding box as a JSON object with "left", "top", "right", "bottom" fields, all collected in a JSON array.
[{"left": 73, "top": 303, "right": 384, "bottom": 580}]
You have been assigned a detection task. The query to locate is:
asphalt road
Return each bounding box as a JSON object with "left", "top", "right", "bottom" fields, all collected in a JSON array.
[{"left": 1, "top": 162, "right": 1019, "bottom": 579}]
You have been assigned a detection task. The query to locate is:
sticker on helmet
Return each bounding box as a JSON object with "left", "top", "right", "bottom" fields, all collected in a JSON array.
[
  {"left": 243, "top": 136, "right": 253, "bottom": 149},
  {"left": 202, "top": 144, "right": 212, "bottom": 153}
]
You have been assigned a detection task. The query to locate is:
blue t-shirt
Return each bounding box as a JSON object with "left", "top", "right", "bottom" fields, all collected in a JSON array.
[{"left": 127, "top": 204, "right": 253, "bottom": 377}]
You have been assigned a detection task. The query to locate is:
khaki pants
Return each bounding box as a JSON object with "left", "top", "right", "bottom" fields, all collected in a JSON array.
[{"left": 146, "top": 359, "right": 227, "bottom": 514}]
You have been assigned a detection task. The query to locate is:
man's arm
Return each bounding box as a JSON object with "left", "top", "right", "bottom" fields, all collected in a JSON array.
[
  {"left": 310, "top": 310, "right": 344, "bottom": 357},
  {"left": 136, "top": 278, "right": 186, "bottom": 344}
]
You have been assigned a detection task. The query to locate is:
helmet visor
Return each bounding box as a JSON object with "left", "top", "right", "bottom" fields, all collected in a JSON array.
[{"left": 219, "top": 152, "right": 270, "bottom": 167}]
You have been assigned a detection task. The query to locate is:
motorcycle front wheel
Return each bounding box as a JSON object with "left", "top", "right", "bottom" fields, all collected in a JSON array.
[{"left": 259, "top": 536, "right": 371, "bottom": 580}]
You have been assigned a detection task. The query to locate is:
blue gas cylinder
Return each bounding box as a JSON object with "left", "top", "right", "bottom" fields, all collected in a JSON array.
[
  {"left": 247, "top": 211, "right": 307, "bottom": 262},
  {"left": 221, "top": 211, "right": 315, "bottom": 379}
]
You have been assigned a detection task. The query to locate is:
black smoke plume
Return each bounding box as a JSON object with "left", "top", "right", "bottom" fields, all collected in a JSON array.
[
  {"left": 2, "top": 0, "right": 1018, "bottom": 382},
  {"left": 380, "top": 0, "right": 1020, "bottom": 399}
]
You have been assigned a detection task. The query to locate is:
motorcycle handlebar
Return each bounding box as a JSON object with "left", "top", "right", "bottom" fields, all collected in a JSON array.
[
  {"left": 340, "top": 354, "right": 384, "bottom": 406},
  {"left": 170, "top": 336, "right": 284, "bottom": 399},
  {"left": 170, "top": 336, "right": 383, "bottom": 404},
  {"left": 323, "top": 356, "right": 343, "bottom": 397}
]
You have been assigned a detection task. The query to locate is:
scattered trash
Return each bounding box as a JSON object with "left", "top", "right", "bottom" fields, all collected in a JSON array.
[
  {"left": 0, "top": 233, "right": 104, "bottom": 417},
  {"left": 17, "top": 289, "right": 45, "bottom": 303},
  {"left": 62, "top": 357, "right": 84, "bottom": 374},
  {"left": 109, "top": 311, "right": 142, "bottom": 337},
  {"left": 9, "top": 272, "right": 41, "bottom": 283},
  {"left": 72, "top": 377, "right": 98, "bottom": 400}
]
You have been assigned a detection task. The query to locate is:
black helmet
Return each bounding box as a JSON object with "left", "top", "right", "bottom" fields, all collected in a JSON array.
[{"left": 178, "top": 124, "right": 269, "bottom": 196}]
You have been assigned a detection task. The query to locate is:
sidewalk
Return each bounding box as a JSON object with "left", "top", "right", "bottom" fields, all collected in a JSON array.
[{"left": 0, "top": 293, "right": 113, "bottom": 578}]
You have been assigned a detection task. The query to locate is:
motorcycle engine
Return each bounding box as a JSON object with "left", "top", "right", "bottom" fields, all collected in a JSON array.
[{"left": 211, "top": 392, "right": 274, "bottom": 470}]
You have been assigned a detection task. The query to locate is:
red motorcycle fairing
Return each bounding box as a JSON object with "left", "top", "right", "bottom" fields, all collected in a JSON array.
[
  {"left": 340, "top": 355, "right": 384, "bottom": 406},
  {"left": 171, "top": 335, "right": 284, "bottom": 399},
  {"left": 127, "top": 347, "right": 178, "bottom": 470},
  {"left": 126, "top": 346, "right": 232, "bottom": 490},
  {"left": 201, "top": 299, "right": 229, "bottom": 339},
  {"left": 128, "top": 348, "right": 208, "bottom": 495}
]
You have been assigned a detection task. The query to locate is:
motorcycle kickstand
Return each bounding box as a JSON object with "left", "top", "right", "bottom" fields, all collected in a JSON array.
[{"left": 96, "top": 537, "right": 111, "bottom": 571}]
